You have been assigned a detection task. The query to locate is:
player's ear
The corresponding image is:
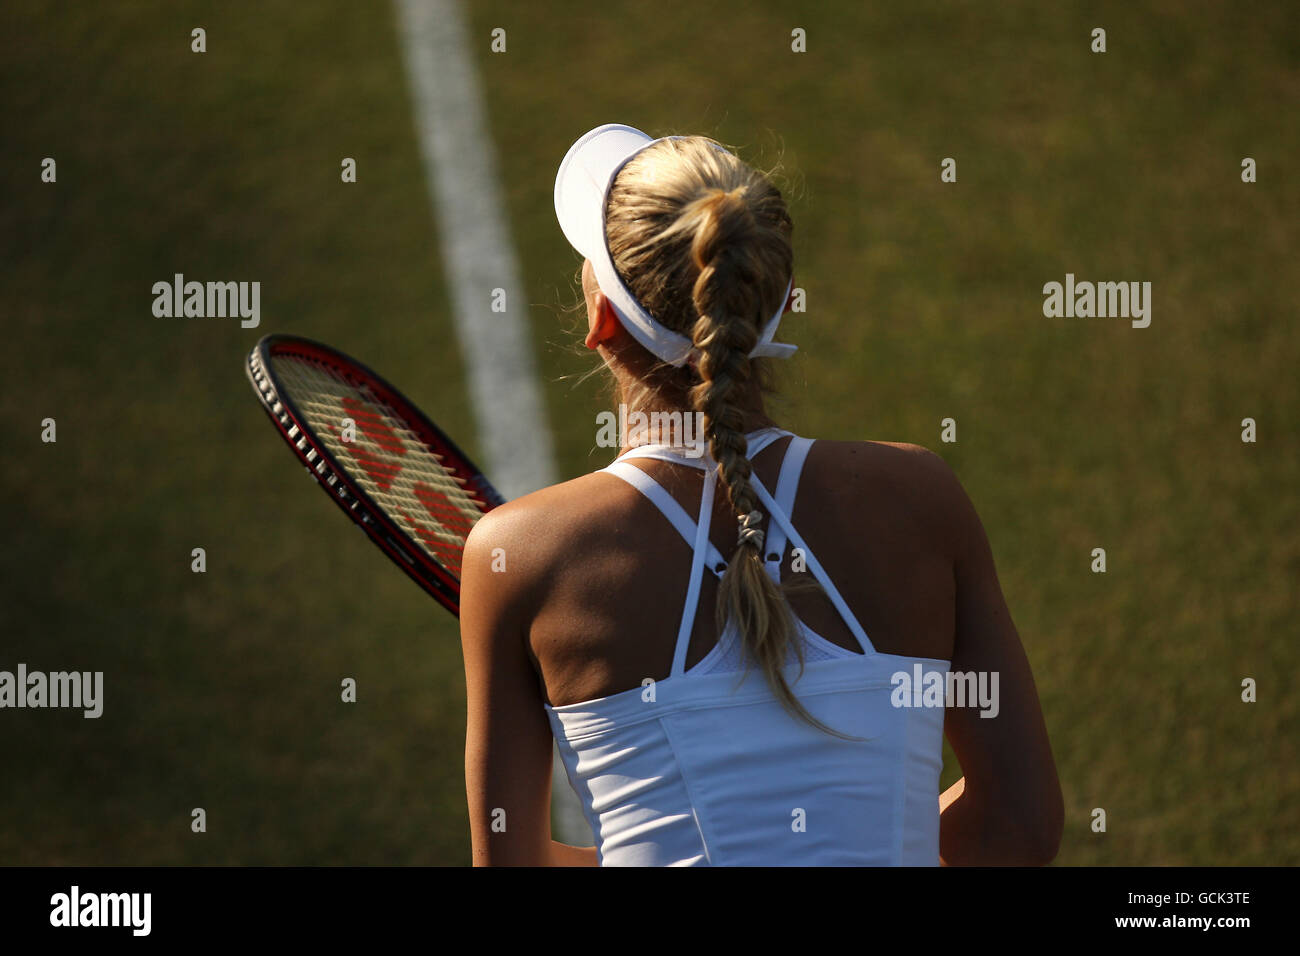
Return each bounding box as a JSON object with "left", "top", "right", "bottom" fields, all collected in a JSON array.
[{"left": 584, "top": 291, "right": 621, "bottom": 350}]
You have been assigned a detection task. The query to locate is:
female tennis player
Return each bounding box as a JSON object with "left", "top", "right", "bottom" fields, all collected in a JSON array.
[{"left": 459, "top": 124, "right": 1063, "bottom": 866}]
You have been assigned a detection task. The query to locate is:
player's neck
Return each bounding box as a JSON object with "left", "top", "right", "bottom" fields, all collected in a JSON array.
[
  {"left": 614, "top": 398, "right": 777, "bottom": 456},
  {"left": 607, "top": 361, "right": 776, "bottom": 454}
]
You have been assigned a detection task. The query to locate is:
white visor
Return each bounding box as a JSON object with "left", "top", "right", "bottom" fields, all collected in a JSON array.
[{"left": 554, "top": 123, "right": 796, "bottom": 367}]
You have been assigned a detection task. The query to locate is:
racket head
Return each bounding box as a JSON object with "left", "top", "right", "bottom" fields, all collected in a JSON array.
[{"left": 246, "top": 334, "right": 505, "bottom": 616}]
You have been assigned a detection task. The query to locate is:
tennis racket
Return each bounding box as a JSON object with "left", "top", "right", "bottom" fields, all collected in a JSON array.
[{"left": 245, "top": 334, "right": 505, "bottom": 616}]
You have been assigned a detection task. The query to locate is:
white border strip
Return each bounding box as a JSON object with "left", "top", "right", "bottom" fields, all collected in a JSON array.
[{"left": 392, "top": 0, "right": 591, "bottom": 848}]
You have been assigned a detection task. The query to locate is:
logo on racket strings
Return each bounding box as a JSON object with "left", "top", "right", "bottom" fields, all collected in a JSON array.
[{"left": 316, "top": 393, "right": 485, "bottom": 571}]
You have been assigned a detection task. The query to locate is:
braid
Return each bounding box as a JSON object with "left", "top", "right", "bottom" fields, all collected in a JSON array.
[
  {"left": 688, "top": 189, "right": 855, "bottom": 739},
  {"left": 603, "top": 136, "right": 854, "bottom": 738}
]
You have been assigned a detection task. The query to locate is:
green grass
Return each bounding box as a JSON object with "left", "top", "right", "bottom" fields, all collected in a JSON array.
[{"left": 0, "top": 0, "right": 1295, "bottom": 864}]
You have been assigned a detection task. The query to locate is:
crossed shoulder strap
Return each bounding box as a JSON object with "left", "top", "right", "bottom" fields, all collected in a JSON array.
[
  {"left": 603, "top": 459, "right": 730, "bottom": 576},
  {"left": 602, "top": 428, "right": 790, "bottom": 578},
  {"left": 601, "top": 428, "right": 876, "bottom": 676}
]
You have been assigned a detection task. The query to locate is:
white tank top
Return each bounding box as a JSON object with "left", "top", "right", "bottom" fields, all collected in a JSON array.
[{"left": 545, "top": 428, "right": 950, "bottom": 865}]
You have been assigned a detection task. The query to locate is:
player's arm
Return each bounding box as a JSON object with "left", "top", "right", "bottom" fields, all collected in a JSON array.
[
  {"left": 460, "top": 504, "right": 597, "bottom": 866},
  {"left": 911, "top": 448, "right": 1063, "bottom": 865}
]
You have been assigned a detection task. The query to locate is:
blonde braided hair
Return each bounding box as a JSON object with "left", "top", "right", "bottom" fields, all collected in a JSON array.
[{"left": 604, "top": 136, "right": 850, "bottom": 737}]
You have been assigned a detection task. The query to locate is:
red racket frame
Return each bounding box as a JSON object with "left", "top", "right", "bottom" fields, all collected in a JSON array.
[{"left": 245, "top": 334, "right": 505, "bottom": 617}]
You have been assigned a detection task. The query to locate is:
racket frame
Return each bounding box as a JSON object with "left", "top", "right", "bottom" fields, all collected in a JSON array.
[{"left": 246, "top": 333, "right": 504, "bottom": 616}]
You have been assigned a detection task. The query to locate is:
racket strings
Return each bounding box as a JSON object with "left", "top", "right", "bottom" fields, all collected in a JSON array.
[{"left": 272, "top": 355, "right": 487, "bottom": 573}]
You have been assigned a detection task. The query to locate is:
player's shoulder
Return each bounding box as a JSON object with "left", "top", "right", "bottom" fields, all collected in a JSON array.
[
  {"left": 808, "top": 438, "right": 972, "bottom": 543},
  {"left": 876, "top": 439, "right": 962, "bottom": 488},
  {"left": 813, "top": 437, "right": 961, "bottom": 493},
  {"left": 463, "top": 470, "right": 631, "bottom": 557},
  {"left": 461, "top": 472, "right": 623, "bottom": 621}
]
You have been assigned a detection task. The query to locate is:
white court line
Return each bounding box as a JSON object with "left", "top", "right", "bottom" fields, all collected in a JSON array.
[{"left": 392, "top": 0, "right": 592, "bottom": 848}]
